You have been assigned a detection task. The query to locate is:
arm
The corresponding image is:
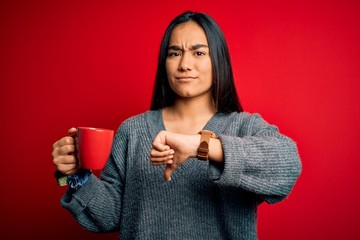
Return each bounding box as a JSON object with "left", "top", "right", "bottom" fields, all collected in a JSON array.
[
  {"left": 150, "top": 113, "right": 302, "bottom": 204},
  {"left": 210, "top": 114, "right": 302, "bottom": 204},
  {"left": 60, "top": 124, "right": 128, "bottom": 232}
]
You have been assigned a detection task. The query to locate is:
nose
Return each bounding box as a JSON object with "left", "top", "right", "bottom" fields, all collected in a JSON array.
[{"left": 178, "top": 52, "right": 192, "bottom": 71}]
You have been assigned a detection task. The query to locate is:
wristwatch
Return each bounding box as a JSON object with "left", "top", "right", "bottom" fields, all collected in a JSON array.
[{"left": 197, "top": 130, "right": 217, "bottom": 160}]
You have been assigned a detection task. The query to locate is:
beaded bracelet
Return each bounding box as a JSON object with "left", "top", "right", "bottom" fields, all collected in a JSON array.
[{"left": 67, "top": 169, "right": 92, "bottom": 190}]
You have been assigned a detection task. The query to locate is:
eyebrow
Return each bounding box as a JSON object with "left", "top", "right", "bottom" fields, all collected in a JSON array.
[{"left": 167, "top": 44, "right": 209, "bottom": 51}]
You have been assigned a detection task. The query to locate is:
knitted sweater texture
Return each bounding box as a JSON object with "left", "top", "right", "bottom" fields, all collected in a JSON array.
[{"left": 61, "top": 110, "right": 301, "bottom": 240}]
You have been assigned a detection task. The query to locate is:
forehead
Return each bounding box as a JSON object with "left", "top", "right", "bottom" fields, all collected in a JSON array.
[{"left": 169, "top": 21, "right": 208, "bottom": 46}]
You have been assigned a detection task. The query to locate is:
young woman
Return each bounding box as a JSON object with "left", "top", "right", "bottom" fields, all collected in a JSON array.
[{"left": 52, "top": 11, "right": 301, "bottom": 240}]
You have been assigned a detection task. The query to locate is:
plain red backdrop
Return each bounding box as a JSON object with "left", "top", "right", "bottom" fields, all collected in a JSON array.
[{"left": 1, "top": 0, "right": 359, "bottom": 239}]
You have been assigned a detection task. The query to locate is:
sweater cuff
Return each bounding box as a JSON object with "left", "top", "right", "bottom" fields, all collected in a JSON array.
[
  {"left": 60, "top": 174, "right": 99, "bottom": 216},
  {"left": 208, "top": 161, "right": 224, "bottom": 181},
  {"left": 208, "top": 135, "right": 245, "bottom": 187}
]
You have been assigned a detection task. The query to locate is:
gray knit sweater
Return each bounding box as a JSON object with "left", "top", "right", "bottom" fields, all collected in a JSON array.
[{"left": 61, "top": 110, "right": 301, "bottom": 240}]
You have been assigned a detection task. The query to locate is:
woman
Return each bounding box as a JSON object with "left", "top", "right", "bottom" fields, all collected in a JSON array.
[{"left": 52, "top": 11, "right": 301, "bottom": 240}]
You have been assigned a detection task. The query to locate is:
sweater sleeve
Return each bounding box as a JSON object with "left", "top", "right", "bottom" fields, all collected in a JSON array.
[
  {"left": 60, "top": 123, "right": 129, "bottom": 232},
  {"left": 209, "top": 113, "right": 302, "bottom": 204}
]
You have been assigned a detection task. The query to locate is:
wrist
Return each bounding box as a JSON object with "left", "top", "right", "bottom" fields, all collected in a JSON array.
[
  {"left": 208, "top": 138, "right": 223, "bottom": 163},
  {"left": 66, "top": 169, "right": 92, "bottom": 190},
  {"left": 191, "top": 134, "right": 201, "bottom": 158}
]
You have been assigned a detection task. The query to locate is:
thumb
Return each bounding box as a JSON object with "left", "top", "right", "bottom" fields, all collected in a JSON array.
[
  {"left": 164, "top": 164, "right": 175, "bottom": 182},
  {"left": 68, "top": 127, "right": 77, "bottom": 135}
]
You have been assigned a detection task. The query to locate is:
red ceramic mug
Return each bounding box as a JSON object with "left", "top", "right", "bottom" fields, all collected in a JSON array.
[{"left": 70, "top": 127, "right": 114, "bottom": 170}]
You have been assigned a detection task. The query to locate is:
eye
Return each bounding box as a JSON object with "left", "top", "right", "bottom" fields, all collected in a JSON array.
[
  {"left": 195, "top": 51, "right": 206, "bottom": 56},
  {"left": 167, "top": 52, "right": 181, "bottom": 57}
]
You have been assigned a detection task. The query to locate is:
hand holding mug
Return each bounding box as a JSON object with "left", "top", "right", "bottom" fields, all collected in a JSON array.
[
  {"left": 52, "top": 127, "right": 114, "bottom": 176},
  {"left": 52, "top": 128, "right": 78, "bottom": 176}
]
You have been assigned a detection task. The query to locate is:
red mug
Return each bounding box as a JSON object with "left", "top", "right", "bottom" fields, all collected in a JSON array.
[{"left": 71, "top": 127, "right": 114, "bottom": 170}]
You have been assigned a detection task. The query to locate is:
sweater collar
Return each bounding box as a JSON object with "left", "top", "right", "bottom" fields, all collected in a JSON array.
[{"left": 145, "top": 109, "right": 233, "bottom": 139}]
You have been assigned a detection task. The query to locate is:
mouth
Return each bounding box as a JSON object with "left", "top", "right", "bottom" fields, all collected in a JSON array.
[{"left": 176, "top": 76, "right": 197, "bottom": 81}]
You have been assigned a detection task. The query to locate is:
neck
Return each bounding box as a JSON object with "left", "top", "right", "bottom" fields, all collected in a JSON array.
[
  {"left": 167, "top": 94, "right": 216, "bottom": 120},
  {"left": 162, "top": 94, "right": 217, "bottom": 134}
]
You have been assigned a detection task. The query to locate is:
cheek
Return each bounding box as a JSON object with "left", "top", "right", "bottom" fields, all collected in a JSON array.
[
  {"left": 201, "top": 60, "right": 213, "bottom": 80},
  {"left": 165, "top": 60, "right": 176, "bottom": 74}
]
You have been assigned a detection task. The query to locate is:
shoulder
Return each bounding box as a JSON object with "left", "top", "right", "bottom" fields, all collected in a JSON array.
[
  {"left": 120, "top": 111, "right": 147, "bottom": 127},
  {"left": 217, "top": 111, "right": 264, "bottom": 125},
  {"left": 122, "top": 109, "right": 160, "bottom": 123},
  {"left": 216, "top": 111, "right": 277, "bottom": 136},
  {"left": 116, "top": 110, "right": 161, "bottom": 134}
]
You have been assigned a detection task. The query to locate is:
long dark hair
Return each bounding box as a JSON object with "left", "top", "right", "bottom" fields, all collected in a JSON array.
[{"left": 150, "top": 11, "right": 243, "bottom": 113}]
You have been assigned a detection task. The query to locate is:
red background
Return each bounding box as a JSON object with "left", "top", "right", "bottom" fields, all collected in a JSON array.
[{"left": 1, "top": 0, "right": 359, "bottom": 239}]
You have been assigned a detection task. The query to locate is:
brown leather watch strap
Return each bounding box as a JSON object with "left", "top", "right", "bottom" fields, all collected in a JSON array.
[{"left": 197, "top": 130, "right": 217, "bottom": 160}]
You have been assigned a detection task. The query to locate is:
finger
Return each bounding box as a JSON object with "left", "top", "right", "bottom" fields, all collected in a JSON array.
[
  {"left": 150, "top": 156, "right": 174, "bottom": 164},
  {"left": 150, "top": 156, "right": 174, "bottom": 163},
  {"left": 152, "top": 141, "right": 170, "bottom": 151},
  {"left": 57, "top": 163, "right": 79, "bottom": 175},
  {"left": 52, "top": 143, "right": 76, "bottom": 158},
  {"left": 150, "top": 149, "right": 174, "bottom": 158},
  {"left": 54, "top": 154, "right": 79, "bottom": 175},
  {"left": 52, "top": 136, "right": 75, "bottom": 150},
  {"left": 150, "top": 152, "right": 174, "bottom": 163},
  {"left": 151, "top": 160, "right": 174, "bottom": 166},
  {"left": 53, "top": 154, "right": 77, "bottom": 165}
]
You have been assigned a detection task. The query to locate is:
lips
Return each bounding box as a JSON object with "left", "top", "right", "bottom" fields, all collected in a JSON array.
[{"left": 176, "top": 76, "right": 197, "bottom": 81}]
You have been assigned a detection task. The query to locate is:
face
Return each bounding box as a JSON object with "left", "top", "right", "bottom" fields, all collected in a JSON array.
[{"left": 166, "top": 21, "right": 213, "bottom": 100}]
